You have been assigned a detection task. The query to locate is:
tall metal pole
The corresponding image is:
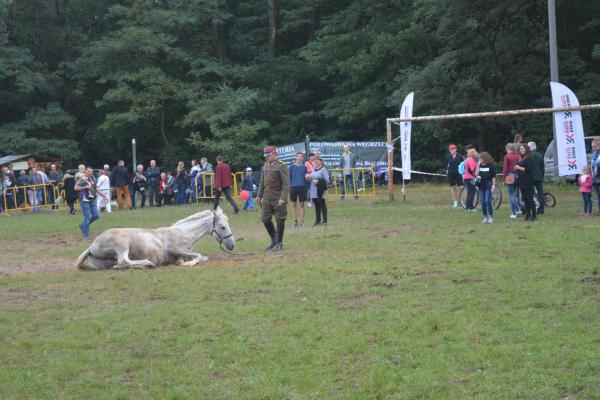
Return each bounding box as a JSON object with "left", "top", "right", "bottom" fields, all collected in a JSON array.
[
  {"left": 386, "top": 120, "right": 394, "bottom": 200},
  {"left": 548, "top": 0, "right": 559, "bottom": 83},
  {"left": 305, "top": 134, "right": 310, "bottom": 159},
  {"left": 548, "top": 0, "right": 560, "bottom": 180},
  {"left": 131, "top": 139, "right": 137, "bottom": 174}
]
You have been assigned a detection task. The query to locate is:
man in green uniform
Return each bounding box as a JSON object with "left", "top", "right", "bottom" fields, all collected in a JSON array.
[{"left": 257, "top": 146, "right": 289, "bottom": 251}]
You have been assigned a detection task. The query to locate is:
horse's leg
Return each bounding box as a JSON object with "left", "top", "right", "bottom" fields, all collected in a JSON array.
[
  {"left": 114, "top": 249, "right": 157, "bottom": 269},
  {"left": 170, "top": 248, "right": 208, "bottom": 266}
]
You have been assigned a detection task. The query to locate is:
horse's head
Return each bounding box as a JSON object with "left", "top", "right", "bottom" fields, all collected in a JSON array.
[{"left": 212, "top": 208, "right": 235, "bottom": 250}]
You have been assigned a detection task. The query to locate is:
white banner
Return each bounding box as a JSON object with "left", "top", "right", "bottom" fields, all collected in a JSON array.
[
  {"left": 400, "top": 92, "right": 414, "bottom": 180},
  {"left": 550, "top": 82, "right": 586, "bottom": 176}
]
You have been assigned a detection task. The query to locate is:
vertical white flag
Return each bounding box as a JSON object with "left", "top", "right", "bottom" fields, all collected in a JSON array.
[
  {"left": 400, "top": 92, "right": 414, "bottom": 180},
  {"left": 550, "top": 82, "right": 586, "bottom": 176}
]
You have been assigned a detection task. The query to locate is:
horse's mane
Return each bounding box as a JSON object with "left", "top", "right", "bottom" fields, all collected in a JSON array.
[{"left": 171, "top": 208, "right": 228, "bottom": 228}]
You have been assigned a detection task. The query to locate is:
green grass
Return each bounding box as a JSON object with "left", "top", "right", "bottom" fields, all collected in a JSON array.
[{"left": 1, "top": 184, "right": 599, "bottom": 399}]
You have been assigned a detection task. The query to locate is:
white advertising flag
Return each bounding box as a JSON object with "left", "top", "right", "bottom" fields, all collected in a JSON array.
[
  {"left": 550, "top": 82, "right": 586, "bottom": 176},
  {"left": 400, "top": 92, "right": 414, "bottom": 180}
]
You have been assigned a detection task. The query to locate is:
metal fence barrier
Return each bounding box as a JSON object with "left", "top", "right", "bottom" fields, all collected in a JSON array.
[
  {"left": 326, "top": 168, "right": 377, "bottom": 201},
  {"left": 1, "top": 168, "right": 382, "bottom": 215},
  {"left": 1, "top": 183, "right": 61, "bottom": 214}
]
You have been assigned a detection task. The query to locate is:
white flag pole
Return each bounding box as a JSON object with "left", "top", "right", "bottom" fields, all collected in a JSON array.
[
  {"left": 399, "top": 92, "right": 414, "bottom": 201},
  {"left": 550, "top": 82, "right": 586, "bottom": 176}
]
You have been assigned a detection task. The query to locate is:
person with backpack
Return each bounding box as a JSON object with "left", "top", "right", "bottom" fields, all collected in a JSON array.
[
  {"left": 446, "top": 144, "right": 464, "bottom": 208},
  {"left": 462, "top": 148, "right": 478, "bottom": 212}
]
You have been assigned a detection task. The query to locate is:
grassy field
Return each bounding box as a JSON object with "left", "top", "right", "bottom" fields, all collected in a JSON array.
[{"left": 1, "top": 183, "right": 599, "bottom": 399}]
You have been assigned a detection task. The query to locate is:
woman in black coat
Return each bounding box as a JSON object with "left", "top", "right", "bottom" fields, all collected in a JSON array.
[{"left": 514, "top": 144, "right": 536, "bottom": 222}]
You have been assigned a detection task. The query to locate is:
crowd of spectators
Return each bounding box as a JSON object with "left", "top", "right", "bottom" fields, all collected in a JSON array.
[{"left": 445, "top": 133, "right": 600, "bottom": 223}]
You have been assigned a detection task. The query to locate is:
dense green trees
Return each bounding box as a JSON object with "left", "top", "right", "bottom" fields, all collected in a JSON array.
[{"left": 1, "top": 0, "right": 598, "bottom": 170}]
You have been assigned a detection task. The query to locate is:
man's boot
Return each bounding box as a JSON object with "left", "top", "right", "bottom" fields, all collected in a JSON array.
[
  {"left": 264, "top": 221, "right": 277, "bottom": 251},
  {"left": 272, "top": 220, "right": 285, "bottom": 251}
]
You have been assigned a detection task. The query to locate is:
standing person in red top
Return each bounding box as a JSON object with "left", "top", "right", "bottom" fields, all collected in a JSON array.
[
  {"left": 213, "top": 155, "right": 240, "bottom": 214},
  {"left": 502, "top": 142, "right": 521, "bottom": 218}
]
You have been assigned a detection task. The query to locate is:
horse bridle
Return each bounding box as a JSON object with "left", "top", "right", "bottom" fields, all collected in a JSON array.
[
  {"left": 211, "top": 211, "right": 233, "bottom": 245},
  {"left": 211, "top": 211, "right": 255, "bottom": 256}
]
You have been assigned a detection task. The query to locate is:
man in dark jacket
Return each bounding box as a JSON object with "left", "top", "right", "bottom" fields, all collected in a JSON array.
[
  {"left": 111, "top": 160, "right": 132, "bottom": 210},
  {"left": 213, "top": 156, "right": 239, "bottom": 213},
  {"left": 146, "top": 160, "right": 161, "bottom": 207},
  {"left": 528, "top": 142, "right": 545, "bottom": 214}
]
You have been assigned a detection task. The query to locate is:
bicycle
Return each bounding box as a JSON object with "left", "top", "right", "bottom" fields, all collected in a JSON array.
[
  {"left": 459, "top": 183, "right": 503, "bottom": 210},
  {"left": 516, "top": 188, "right": 556, "bottom": 210}
]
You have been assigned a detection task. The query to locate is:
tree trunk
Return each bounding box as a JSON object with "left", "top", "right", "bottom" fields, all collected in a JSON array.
[
  {"left": 160, "top": 101, "right": 170, "bottom": 146},
  {"left": 211, "top": 21, "right": 223, "bottom": 60},
  {"left": 308, "top": 4, "right": 317, "bottom": 41},
  {"left": 267, "top": 0, "right": 276, "bottom": 61},
  {"left": 11, "top": 0, "right": 18, "bottom": 41}
]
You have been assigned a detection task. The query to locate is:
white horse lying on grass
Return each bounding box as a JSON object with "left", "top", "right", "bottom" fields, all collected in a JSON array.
[{"left": 75, "top": 208, "right": 235, "bottom": 270}]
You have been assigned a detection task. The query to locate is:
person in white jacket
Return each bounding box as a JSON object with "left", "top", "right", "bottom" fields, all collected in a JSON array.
[{"left": 96, "top": 168, "right": 112, "bottom": 213}]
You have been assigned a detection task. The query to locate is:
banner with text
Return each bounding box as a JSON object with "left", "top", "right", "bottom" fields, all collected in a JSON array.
[
  {"left": 550, "top": 82, "right": 586, "bottom": 176},
  {"left": 400, "top": 92, "right": 414, "bottom": 180},
  {"left": 277, "top": 142, "right": 387, "bottom": 168}
]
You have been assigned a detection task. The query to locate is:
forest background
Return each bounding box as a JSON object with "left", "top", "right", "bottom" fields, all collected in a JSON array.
[{"left": 1, "top": 0, "right": 599, "bottom": 171}]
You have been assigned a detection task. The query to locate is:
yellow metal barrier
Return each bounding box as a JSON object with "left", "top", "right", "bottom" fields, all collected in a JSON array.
[
  {"left": 327, "top": 168, "right": 376, "bottom": 200},
  {"left": 1, "top": 168, "right": 378, "bottom": 215},
  {"left": 192, "top": 173, "right": 240, "bottom": 203},
  {"left": 2, "top": 183, "right": 61, "bottom": 214},
  {"left": 233, "top": 172, "right": 246, "bottom": 198}
]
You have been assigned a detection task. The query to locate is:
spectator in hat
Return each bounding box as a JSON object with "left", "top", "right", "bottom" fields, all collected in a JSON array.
[
  {"left": 213, "top": 156, "right": 239, "bottom": 213},
  {"left": 257, "top": 146, "right": 289, "bottom": 251},
  {"left": 446, "top": 144, "right": 464, "bottom": 208},
  {"left": 241, "top": 167, "right": 257, "bottom": 211}
]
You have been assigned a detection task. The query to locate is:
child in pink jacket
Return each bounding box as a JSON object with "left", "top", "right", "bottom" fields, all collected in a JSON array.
[{"left": 579, "top": 165, "right": 593, "bottom": 216}]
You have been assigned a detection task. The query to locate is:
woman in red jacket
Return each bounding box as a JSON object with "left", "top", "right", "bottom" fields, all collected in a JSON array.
[{"left": 502, "top": 142, "right": 521, "bottom": 218}]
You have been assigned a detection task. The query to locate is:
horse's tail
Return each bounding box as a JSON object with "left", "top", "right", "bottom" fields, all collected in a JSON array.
[{"left": 75, "top": 247, "right": 92, "bottom": 270}]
